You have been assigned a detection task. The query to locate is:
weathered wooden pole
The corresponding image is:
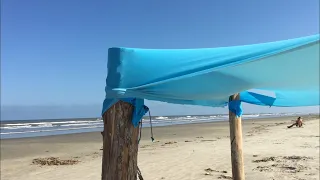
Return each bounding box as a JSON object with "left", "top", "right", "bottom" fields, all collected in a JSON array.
[
  {"left": 101, "top": 101, "right": 139, "bottom": 180},
  {"left": 228, "top": 93, "right": 245, "bottom": 180}
]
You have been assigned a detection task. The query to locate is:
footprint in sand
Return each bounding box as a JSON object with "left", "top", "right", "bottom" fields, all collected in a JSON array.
[
  {"left": 273, "top": 142, "right": 284, "bottom": 144},
  {"left": 252, "top": 155, "right": 313, "bottom": 173},
  {"left": 204, "top": 168, "right": 230, "bottom": 178},
  {"left": 140, "top": 145, "right": 150, "bottom": 148},
  {"left": 201, "top": 139, "right": 216, "bottom": 142},
  {"left": 218, "top": 174, "right": 232, "bottom": 179},
  {"left": 161, "top": 141, "right": 177, "bottom": 146},
  {"left": 300, "top": 143, "right": 312, "bottom": 148},
  {"left": 32, "top": 157, "right": 80, "bottom": 166}
]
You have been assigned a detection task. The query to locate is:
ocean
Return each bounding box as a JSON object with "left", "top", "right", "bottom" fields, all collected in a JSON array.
[{"left": 0, "top": 113, "right": 307, "bottom": 139}]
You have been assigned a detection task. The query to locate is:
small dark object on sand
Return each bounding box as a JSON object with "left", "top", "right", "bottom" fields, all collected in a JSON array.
[
  {"left": 165, "top": 141, "right": 177, "bottom": 144},
  {"left": 204, "top": 168, "right": 220, "bottom": 173},
  {"left": 218, "top": 175, "right": 232, "bottom": 179},
  {"left": 252, "top": 157, "right": 277, "bottom": 163},
  {"left": 201, "top": 139, "right": 216, "bottom": 142},
  {"left": 32, "top": 157, "right": 79, "bottom": 166},
  {"left": 283, "top": 156, "right": 313, "bottom": 161}
]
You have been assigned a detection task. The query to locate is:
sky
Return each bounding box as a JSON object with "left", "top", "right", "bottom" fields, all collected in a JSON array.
[{"left": 1, "top": 0, "right": 319, "bottom": 120}]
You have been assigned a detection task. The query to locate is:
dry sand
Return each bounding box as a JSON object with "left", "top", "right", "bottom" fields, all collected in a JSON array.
[{"left": 1, "top": 116, "right": 319, "bottom": 180}]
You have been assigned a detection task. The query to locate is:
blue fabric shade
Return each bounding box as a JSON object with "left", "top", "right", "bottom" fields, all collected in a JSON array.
[{"left": 102, "top": 34, "right": 319, "bottom": 126}]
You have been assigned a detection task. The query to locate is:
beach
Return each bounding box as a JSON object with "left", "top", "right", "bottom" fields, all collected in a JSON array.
[{"left": 1, "top": 116, "right": 319, "bottom": 180}]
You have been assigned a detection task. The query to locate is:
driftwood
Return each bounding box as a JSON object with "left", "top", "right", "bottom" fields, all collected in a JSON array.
[{"left": 101, "top": 101, "right": 139, "bottom": 180}]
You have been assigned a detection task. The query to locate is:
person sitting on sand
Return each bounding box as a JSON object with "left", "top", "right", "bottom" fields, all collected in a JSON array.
[{"left": 287, "top": 117, "right": 303, "bottom": 128}]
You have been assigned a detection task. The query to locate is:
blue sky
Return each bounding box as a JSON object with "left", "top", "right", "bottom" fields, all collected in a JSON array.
[{"left": 1, "top": 0, "right": 319, "bottom": 120}]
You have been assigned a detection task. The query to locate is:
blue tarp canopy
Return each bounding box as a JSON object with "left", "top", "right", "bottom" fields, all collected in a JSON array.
[{"left": 102, "top": 34, "right": 319, "bottom": 126}]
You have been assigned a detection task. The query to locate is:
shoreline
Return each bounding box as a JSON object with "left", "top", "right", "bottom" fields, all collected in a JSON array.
[
  {"left": 1, "top": 115, "right": 317, "bottom": 140},
  {"left": 1, "top": 116, "right": 317, "bottom": 158},
  {"left": 2, "top": 112, "right": 317, "bottom": 124}
]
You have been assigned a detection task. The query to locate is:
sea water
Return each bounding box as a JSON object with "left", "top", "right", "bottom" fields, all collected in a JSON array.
[{"left": 0, "top": 113, "right": 307, "bottom": 139}]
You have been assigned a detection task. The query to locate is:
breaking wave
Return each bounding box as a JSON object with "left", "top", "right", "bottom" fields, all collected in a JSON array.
[{"left": 0, "top": 113, "right": 305, "bottom": 139}]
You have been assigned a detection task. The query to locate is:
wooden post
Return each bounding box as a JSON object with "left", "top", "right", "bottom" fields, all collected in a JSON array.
[
  {"left": 101, "top": 101, "right": 139, "bottom": 180},
  {"left": 228, "top": 94, "right": 245, "bottom": 180}
]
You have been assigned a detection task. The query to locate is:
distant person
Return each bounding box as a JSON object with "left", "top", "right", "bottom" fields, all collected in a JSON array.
[{"left": 287, "top": 117, "right": 303, "bottom": 128}]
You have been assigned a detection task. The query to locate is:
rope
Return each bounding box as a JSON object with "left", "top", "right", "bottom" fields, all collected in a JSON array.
[
  {"left": 138, "top": 108, "right": 155, "bottom": 143},
  {"left": 138, "top": 120, "right": 143, "bottom": 143},
  {"left": 148, "top": 110, "right": 154, "bottom": 142},
  {"left": 137, "top": 166, "right": 144, "bottom": 180}
]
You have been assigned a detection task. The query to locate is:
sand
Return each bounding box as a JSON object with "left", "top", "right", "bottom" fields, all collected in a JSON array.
[{"left": 1, "top": 116, "right": 319, "bottom": 180}]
